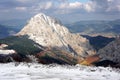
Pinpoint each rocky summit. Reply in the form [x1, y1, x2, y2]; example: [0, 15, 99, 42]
[17, 13, 95, 57]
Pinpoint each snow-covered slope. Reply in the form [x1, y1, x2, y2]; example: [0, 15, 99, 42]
[0, 63, 120, 80]
[18, 13, 94, 57]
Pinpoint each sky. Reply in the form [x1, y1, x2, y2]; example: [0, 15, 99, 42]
[0, 0, 120, 23]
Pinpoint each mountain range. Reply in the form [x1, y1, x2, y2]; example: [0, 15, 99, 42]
[65, 19, 120, 37]
[0, 13, 120, 68]
[1, 19, 120, 38]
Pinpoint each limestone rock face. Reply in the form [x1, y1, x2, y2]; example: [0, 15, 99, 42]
[98, 37, 120, 63]
[18, 13, 94, 57]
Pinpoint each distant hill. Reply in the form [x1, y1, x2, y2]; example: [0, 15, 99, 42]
[65, 19, 120, 36]
[0, 19, 28, 39]
[81, 35, 115, 51]
[0, 24, 19, 39]
[0, 19, 26, 29]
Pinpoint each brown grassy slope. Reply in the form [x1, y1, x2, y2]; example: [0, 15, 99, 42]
[36, 48, 83, 65]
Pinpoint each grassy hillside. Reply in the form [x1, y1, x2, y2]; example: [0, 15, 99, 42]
[0, 35, 42, 56]
[36, 48, 78, 65]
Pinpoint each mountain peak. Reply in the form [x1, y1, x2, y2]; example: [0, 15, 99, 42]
[17, 13, 94, 57]
[31, 13, 61, 26]
[33, 13, 49, 22]
[18, 13, 69, 39]
[35, 13, 46, 17]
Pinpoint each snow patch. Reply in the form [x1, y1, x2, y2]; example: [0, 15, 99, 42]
[0, 49, 16, 55]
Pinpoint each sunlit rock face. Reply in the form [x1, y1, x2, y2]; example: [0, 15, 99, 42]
[18, 13, 94, 57]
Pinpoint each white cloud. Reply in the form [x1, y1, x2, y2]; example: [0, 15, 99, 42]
[69, 2, 82, 9]
[59, 3, 68, 9]
[89, 0, 120, 13]
[0, 0, 120, 22]
[44, 2, 53, 9]
[107, 0, 120, 12]
[15, 7, 27, 11]
[59, 2, 82, 9]
[84, 2, 95, 12]
[33, 1, 53, 11]
[107, 0, 113, 2]
[15, 0, 120, 15]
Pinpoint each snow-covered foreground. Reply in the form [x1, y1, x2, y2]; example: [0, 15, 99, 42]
[0, 63, 120, 80]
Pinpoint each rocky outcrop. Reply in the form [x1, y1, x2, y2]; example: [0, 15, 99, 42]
[98, 36, 120, 64]
[78, 36, 120, 68]
[17, 13, 95, 58]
